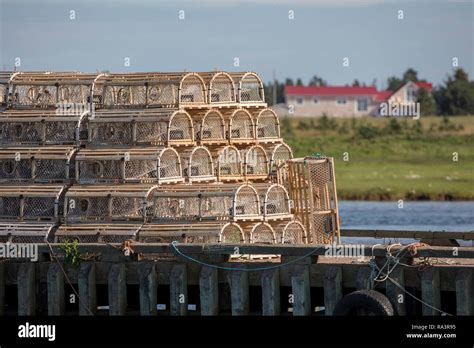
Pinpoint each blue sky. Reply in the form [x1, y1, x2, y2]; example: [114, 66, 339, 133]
[0, 0, 472, 89]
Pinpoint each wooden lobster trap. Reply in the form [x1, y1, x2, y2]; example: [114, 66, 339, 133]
[137, 221, 245, 244]
[264, 142, 293, 183]
[212, 145, 243, 182]
[0, 146, 77, 183]
[241, 144, 270, 181]
[0, 221, 56, 243]
[0, 185, 66, 221]
[287, 157, 340, 244]
[75, 147, 183, 184]
[253, 183, 293, 221]
[54, 223, 140, 243]
[0, 110, 83, 145]
[180, 146, 216, 183]
[63, 184, 158, 222]
[9, 71, 96, 109]
[229, 72, 266, 106]
[271, 220, 307, 244]
[85, 109, 194, 147]
[224, 109, 255, 145]
[190, 109, 227, 145]
[0, 71, 13, 110]
[200, 72, 236, 105]
[253, 108, 281, 143]
[93, 72, 207, 108]
[240, 221, 277, 244]
[151, 183, 262, 222]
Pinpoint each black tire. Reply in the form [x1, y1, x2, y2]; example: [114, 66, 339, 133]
[333, 290, 394, 316]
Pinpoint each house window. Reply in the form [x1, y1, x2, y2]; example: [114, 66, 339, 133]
[313, 98, 319, 104]
[357, 98, 368, 111]
[336, 97, 346, 105]
[296, 98, 303, 105]
[406, 86, 418, 103]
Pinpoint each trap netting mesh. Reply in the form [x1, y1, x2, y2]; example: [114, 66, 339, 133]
[216, 146, 242, 177]
[220, 223, 245, 243]
[78, 161, 122, 181]
[0, 121, 77, 144]
[244, 146, 268, 176]
[0, 197, 21, 217]
[23, 197, 56, 218]
[158, 149, 181, 179]
[256, 110, 279, 139]
[280, 221, 306, 244]
[12, 85, 90, 107]
[210, 74, 235, 103]
[230, 111, 254, 140]
[124, 160, 158, 180]
[168, 113, 193, 142]
[0, 160, 32, 181]
[89, 123, 133, 145]
[250, 223, 276, 244]
[180, 75, 206, 104]
[35, 159, 68, 180]
[183, 147, 214, 179]
[240, 75, 263, 102]
[148, 84, 179, 106]
[199, 111, 225, 141]
[264, 185, 290, 216]
[66, 197, 109, 220]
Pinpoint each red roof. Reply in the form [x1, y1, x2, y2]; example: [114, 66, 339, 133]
[415, 82, 432, 90]
[284, 85, 378, 96]
[374, 91, 392, 102]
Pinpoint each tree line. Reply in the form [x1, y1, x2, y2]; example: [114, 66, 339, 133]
[263, 68, 474, 116]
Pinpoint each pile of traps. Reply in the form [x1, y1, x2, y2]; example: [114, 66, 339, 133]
[0, 70, 340, 245]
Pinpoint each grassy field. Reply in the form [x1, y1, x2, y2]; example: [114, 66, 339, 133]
[281, 115, 474, 200]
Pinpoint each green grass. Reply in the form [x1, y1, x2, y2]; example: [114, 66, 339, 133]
[281, 116, 474, 200]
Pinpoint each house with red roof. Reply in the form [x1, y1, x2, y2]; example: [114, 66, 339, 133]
[283, 81, 432, 117]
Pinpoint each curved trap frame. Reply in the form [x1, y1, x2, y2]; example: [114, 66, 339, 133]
[229, 72, 266, 105]
[0, 221, 56, 243]
[212, 145, 243, 182]
[191, 109, 227, 145]
[200, 72, 236, 105]
[0, 146, 76, 183]
[9, 72, 96, 109]
[0, 110, 84, 145]
[254, 108, 281, 143]
[241, 221, 277, 244]
[0, 185, 66, 221]
[180, 146, 216, 183]
[254, 183, 292, 220]
[76, 147, 183, 184]
[151, 183, 262, 222]
[225, 109, 255, 144]
[241, 144, 270, 181]
[86, 109, 194, 147]
[54, 223, 140, 243]
[0, 71, 13, 110]
[264, 142, 293, 183]
[271, 220, 307, 244]
[64, 184, 158, 222]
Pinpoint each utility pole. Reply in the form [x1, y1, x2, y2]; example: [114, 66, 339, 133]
[272, 69, 277, 106]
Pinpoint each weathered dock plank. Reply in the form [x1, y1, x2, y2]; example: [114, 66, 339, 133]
[17, 263, 35, 316]
[228, 264, 249, 316]
[47, 263, 65, 315]
[261, 268, 280, 316]
[78, 262, 96, 316]
[199, 266, 218, 315]
[139, 263, 157, 316]
[455, 269, 473, 316]
[108, 264, 127, 316]
[291, 265, 311, 316]
[421, 268, 441, 316]
[323, 266, 343, 316]
[170, 264, 187, 316]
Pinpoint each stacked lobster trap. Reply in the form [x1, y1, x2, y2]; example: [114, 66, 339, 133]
[0, 70, 340, 246]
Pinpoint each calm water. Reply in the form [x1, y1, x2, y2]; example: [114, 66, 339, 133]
[339, 201, 474, 245]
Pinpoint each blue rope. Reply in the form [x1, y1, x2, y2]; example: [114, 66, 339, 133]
[170, 241, 325, 272]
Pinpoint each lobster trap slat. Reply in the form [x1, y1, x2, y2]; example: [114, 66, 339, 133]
[180, 146, 216, 183]
[0, 221, 56, 243]
[75, 147, 183, 184]
[224, 109, 255, 144]
[212, 145, 243, 182]
[54, 223, 141, 243]
[253, 108, 281, 143]
[151, 183, 262, 222]
[228, 72, 266, 106]
[241, 144, 270, 181]
[64, 184, 158, 222]
[0, 185, 66, 221]
[0, 110, 82, 145]
[190, 109, 227, 145]
[287, 157, 340, 244]
[86, 109, 194, 147]
[0, 146, 76, 183]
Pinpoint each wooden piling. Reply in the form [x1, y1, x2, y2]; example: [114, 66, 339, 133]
[199, 266, 218, 315]
[261, 268, 280, 316]
[47, 263, 65, 315]
[139, 263, 157, 316]
[421, 268, 441, 316]
[108, 264, 127, 315]
[78, 262, 96, 316]
[0, 262, 4, 316]
[291, 265, 311, 316]
[228, 264, 249, 316]
[170, 264, 187, 316]
[323, 266, 342, 316]
[455, 269, 473, 316]
[356, 267, 372, 290]
[17, 263, 35, 316]
[385, 267, 406, 316]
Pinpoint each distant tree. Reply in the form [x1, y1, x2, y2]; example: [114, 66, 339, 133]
[308, 75, 327, 86]
[402, 68, 419, 83]
[387, 76, 403, 91]
[434, 68, 474, 115]
[352, 79, 360, 87]
[417, 87, 436, 116]
[387, 68, 422, 91]
[296, 78, 304, 86]
[285, 78, 295, 86]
